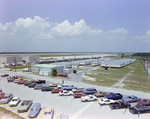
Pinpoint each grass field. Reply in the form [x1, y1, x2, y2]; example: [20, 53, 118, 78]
[0, 107, 25, 119]
[82, 60, 150, 93]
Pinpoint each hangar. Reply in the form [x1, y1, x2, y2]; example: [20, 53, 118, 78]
[31, 64, 64, 75]
[0, 56, 22, 64]
[101, 59, 136, 68]
[50, 62, 72, 68]
[21, 55, 39, 63]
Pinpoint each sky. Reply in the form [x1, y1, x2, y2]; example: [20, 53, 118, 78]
[0, 0, 150, 52]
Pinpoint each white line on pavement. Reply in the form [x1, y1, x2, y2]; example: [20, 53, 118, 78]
[70, 102, 93, 119]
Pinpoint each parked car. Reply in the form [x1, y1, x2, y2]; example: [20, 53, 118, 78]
[0, 92, 5, 99]
[0, 88, 2, 92]
[9, 97, 21, 107]
[104, 93, 123, 100]
[1, 73, 9, 77]
[14, 79, 19, 83]
[28, 103, 41, 118]
[73, 93, 86, 98]
[58, 84, 77, 90]
[24, 81, 32, 86]
[94, 91, 111, 97]
[82, 88, 97, 95]
[60, 115, 69, 119]
[49, 82, 59, 87]
[129, 105, 150, 114]
[109, 101, 131, 109]
[81, 95, 97, 102]
[28, 83, 37, 88]
[59, 90, 73, 96]
[51, 88, 63, 93]
[35, 80, 46, 84]
[41, 107, 54, 119]
[99, 98, 116, 105]
[41, 86, 54, 91]
[7, 78, 15, 82]
[58, 73, 68, 77]
[17, 100, 33, 112]
[0, 93, 13, 104]
[17, 80, 27, 84]
[34, 85, 43, 90]
[122, 95, 141, 103]
[137, 99, 150, 106]
[27, 78, 38, 82]
[72, 87, 85, 93]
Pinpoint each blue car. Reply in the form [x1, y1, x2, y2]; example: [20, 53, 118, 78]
[122, 95, 141, 103]
[104, 93, 123, 100]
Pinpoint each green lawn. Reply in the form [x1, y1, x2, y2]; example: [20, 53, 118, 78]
[82, 60, 150, 92]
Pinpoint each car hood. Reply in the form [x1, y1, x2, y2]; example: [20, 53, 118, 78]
[9, 101, 18, 105]
[18, 105, 28, 111]
[122, 97, 130, 102]
[28, 111, 38, 117]
[42, 115, 52, 119]
[0, 98, 8, 102]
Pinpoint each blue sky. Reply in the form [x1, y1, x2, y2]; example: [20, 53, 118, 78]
[0, 0, 150, 52]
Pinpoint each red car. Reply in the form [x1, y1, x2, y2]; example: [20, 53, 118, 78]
[137, 99, 150, 106]
[51, 88, 64, 93]
[0, 92, 5, 99]
[73, 93, 86, 98]
[1, 73, 9, 77]
[17, 80, 27, 84]
[58, 73, 68, 77]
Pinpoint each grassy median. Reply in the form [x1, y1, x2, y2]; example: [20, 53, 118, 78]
[82, 60, 150, 93]
[0, 107, 25, 119]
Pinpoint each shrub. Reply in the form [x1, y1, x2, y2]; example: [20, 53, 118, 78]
[52, 69, 57, 76]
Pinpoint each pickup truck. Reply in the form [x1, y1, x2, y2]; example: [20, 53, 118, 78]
[104, 93, 123, 100]
[82, 88, 97, 95]
[58, 84, 77, 91]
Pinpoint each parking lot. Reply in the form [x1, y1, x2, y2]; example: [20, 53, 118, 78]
[0, 68, 150, 119]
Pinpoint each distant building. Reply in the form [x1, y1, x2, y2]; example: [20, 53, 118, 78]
[20, 55, 39, 63]
[0, 56, 22, 64]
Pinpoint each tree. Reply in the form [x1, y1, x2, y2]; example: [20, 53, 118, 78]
[52, 69, 57, 76]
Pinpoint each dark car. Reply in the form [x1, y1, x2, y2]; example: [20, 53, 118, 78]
[28, 83, 37, 88]
[137, 99, 150, 106]
[73, 93, 86, 98]
[58, 73, 68, 77]
[129, 105, 150, 114]
[24, 82, 32, 86]
[41, 86, 54, 91]
[122, 95, 141, 103]
[7, 78, 15, 82]
[35, 80, 46, 84]
[104, 93, 123, 100]
[82, 88, 97, 95]
[109, 101, 131, 110]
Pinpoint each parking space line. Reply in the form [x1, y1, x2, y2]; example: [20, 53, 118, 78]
[14, 105, 21, 113]
[40, 109, 45, 119]
[25, 106, 32, 119]
[70, 102, 93, 119]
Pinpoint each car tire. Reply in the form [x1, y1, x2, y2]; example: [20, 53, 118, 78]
[86, 100, 88, 102]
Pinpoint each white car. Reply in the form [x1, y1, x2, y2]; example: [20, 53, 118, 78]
[9, 97, 21, 107]
[14, 79, 19, 83]
[98, 98, 116, 105]
[59, 90, 73, 96]
[81, 95, 97, 102]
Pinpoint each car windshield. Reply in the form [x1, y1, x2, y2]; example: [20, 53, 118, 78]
[31, 108, 37, 111]
[21, 103, 28, 106]
[3, 96, 8, 99]
[44, 111, 51, 115]
[12, 99, 18, 101]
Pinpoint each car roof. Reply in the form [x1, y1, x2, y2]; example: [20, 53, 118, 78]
[12, 97, 19, 99]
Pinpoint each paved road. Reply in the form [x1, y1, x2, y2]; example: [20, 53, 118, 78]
[0, 68, 150, 119]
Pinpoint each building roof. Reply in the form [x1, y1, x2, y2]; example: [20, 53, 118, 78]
[32, 64, 63, 68]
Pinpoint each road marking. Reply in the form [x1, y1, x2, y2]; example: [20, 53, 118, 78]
[25, 106, 32, 118]
[14, 105, 21, 113]
[70, 102, 93, 119]
[40, 109, 45, 119]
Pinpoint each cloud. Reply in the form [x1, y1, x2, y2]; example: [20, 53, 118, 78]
[0, 16, 129, 42]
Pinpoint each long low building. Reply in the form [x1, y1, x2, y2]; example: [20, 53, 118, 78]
[0, 56, 22, 64]
[101, 59, 136, 68]
[31, 64, 64, 75]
